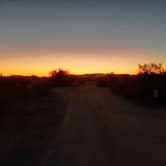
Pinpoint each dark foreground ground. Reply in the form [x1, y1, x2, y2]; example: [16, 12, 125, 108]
[0, 91, 67, 166]
[1, 81, 166, 165]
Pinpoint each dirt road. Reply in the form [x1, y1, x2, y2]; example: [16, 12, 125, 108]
[52, 81, 166, 166]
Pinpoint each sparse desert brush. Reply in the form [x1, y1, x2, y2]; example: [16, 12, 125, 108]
[108, 63, 166, 107]
[0, 76, 53, 111]
[49, 69, 74, 86]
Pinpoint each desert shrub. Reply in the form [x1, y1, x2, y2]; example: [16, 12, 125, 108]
[0, 76, 53, 112]
[108, 71, 166, 107]
[49, 69, 74, 86]
[138, 63, 165, 75]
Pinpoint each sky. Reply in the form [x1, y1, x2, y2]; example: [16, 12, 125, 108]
[0, 0, 166, 75]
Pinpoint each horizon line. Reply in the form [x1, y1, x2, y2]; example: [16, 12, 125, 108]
[0, 72, 137, 77]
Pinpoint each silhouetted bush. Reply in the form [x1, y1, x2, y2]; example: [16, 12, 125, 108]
[138, 63, 165, 75]
[0, 76, 53, 112]
[49, 69, 74, 86]
[108, 72, 166, 107]
[96, 63, 166, 108]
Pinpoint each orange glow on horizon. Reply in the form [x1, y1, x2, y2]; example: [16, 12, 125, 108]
[0, 67, 137, 76]
[0, 64, 137, 76]
[0, 51, 158, 76]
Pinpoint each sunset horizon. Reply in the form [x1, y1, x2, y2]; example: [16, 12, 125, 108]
[0, 57, 146, 77]
[1, 0, 165, 76]
[1, 59, 164, 76]
[1, 1, 166, 165]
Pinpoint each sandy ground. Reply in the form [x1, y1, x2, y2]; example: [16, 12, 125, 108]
[53, 81, 166, 166]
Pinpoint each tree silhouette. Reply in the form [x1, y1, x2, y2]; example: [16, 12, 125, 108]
[49, 69, 73, 86]
[138, 63, 165, 75]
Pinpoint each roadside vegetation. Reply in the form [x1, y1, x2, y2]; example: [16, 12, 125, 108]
[0, 72, 69, 165]
[96, 63, 166, 108]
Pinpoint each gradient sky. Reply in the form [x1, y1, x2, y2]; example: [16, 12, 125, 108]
[0, 0, 166, 75]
